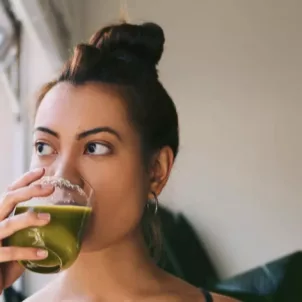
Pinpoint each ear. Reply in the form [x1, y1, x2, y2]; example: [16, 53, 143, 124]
[148, 146, 174, 199]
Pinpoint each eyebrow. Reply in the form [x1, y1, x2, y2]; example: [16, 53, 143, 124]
[34, 126, 122, 141]
[34, 127, 59, 137]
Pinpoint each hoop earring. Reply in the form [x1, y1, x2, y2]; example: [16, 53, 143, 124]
[147, 192, 159, 215]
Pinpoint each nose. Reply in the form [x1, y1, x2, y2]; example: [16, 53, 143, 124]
[46, 155, 84, 188]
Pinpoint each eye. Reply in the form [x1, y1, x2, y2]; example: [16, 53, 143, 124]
[35, 142, 55, 156]
[84, 143, 110, 155]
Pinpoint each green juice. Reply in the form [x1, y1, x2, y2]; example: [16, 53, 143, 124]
[8, 205, 92, 274]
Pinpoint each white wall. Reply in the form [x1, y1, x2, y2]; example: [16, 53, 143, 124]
[0, 87, 15, 191]
[85, 0, 302, 278]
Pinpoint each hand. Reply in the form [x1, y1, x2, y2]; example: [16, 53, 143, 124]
[0, 168, 54, 293]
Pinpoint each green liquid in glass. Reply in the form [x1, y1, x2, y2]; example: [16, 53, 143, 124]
[8, 205, 91, 274]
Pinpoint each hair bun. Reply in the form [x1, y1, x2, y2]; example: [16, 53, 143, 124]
[89, 22, 165, 67]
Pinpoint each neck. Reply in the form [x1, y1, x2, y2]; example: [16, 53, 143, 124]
[59, 229, 164, 300]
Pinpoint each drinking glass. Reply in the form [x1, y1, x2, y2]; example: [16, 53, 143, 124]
[8, 176, 93, 274]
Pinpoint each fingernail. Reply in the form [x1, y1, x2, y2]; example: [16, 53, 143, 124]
[37, 213, 51, 221]
[37, 249, 48, 258]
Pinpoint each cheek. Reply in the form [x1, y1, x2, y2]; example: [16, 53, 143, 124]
[81, 154, 148, 246]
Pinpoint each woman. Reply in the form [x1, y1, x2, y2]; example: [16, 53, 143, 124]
[0, 22, 236, 301]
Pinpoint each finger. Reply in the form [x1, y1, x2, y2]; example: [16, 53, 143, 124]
[2, 261, 24, 290]
[7, 168, 45, 191]
[0, 211, 51, 240]
[0, 184, 54, 221]
[0, 247, 48, 263]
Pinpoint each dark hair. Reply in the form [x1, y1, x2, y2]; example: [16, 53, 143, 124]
[36, 21, 179, 259]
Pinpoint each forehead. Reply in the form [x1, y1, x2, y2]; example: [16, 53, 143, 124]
[35, 82, 129, 131]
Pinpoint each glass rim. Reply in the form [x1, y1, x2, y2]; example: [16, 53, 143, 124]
[32, 175, 94, 205]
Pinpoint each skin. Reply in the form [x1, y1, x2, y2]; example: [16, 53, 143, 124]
[0, 82, 237, 301]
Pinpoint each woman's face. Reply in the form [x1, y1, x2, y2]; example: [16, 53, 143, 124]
[31, 82, 152, 250]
